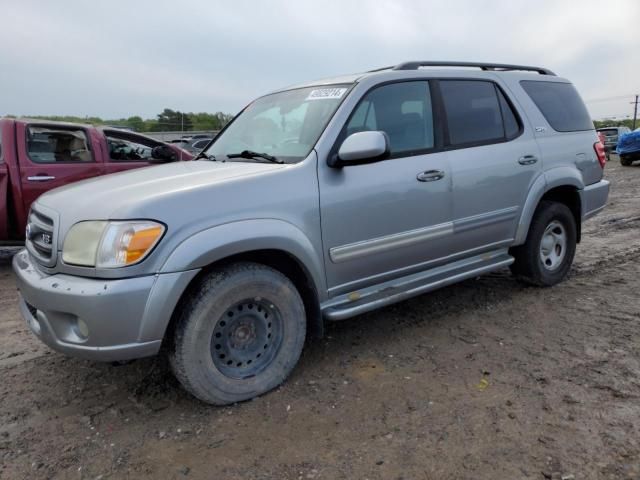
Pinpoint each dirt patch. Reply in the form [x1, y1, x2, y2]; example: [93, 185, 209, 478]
[1, 158, 640, 479]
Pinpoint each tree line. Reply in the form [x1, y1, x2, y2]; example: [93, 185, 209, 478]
[593, 118, 637, 130]
[4, 109, 234, 133]
[5, 109, 634, 132]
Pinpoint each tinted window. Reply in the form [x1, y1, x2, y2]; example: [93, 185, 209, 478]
[440, 80, 506, 145]
[0, 124, 3, 162]
[521, 81, 593, 132]
[192, 139, 211, 149]
[345, 81, 434, 155]
[598, 128, 618, 136]
[27, 126, 93, 163]
[497, 88, 520, 139]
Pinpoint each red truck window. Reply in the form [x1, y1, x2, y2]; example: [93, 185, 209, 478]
[27, 126, 93, 163]
[105, 131, 158, 162]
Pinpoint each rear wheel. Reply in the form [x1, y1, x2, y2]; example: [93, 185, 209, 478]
[510, 201, 577, 286]
[170, 262, 306, 405]
[620, 155, 632, 166]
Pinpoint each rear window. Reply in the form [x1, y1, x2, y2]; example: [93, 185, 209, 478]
[521, 81, 593, 132]
[598, 128, 618, 136]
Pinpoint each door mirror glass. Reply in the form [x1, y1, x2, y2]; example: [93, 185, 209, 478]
[150, 145, 177, 163]
[336, 131, 389, 165]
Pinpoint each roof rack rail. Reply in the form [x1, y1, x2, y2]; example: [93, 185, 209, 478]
[370, 61, 555, 76]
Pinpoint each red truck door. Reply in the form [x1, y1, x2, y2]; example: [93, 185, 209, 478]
[0, 147, 8, 241]
[16, 122, 104, 220]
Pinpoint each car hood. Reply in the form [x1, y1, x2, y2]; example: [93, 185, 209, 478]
[37, 160, 286, 232]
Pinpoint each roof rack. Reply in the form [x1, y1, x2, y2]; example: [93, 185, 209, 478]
[369, 61, 556, 76]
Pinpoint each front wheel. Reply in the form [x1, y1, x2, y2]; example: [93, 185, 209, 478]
[620, 155, 632, 166]
[509, 201, 577, 286]
[170, 262, 307, 405]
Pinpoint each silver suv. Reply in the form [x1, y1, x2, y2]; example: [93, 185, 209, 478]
[14, 61, 610, 404]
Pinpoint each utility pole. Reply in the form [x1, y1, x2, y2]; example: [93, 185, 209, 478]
[632, 95, 639, 130]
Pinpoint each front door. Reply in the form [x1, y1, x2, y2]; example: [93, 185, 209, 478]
[318, 80, 453, 296]
[16, 122, 103, 222]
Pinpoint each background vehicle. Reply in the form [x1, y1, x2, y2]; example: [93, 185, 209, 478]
[182, 137, 213, 154]
[14, 62, 609, 405]
[0, 118, 192, 242]
[616, 129, 640, 166]
[597, 126, 631, 154]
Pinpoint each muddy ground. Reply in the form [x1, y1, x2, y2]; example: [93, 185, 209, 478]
[1, 158, 640, 480]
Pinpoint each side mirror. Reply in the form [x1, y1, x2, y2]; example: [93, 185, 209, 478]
[150, 145, 178, 163]
[331, 131, 389, 167]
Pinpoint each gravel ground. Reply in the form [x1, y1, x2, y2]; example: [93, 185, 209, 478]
[1, 158, 639, 480]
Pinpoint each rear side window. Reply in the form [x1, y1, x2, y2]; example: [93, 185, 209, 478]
[27, 126, 93, 163]
[440, 80, 520, 146]
[344, 81, 435, 156]
[521, 81, 593, 132]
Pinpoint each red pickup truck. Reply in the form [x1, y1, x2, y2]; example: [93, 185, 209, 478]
[0, 118, 192, 243]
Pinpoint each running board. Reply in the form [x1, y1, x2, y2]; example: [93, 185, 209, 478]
[322, 250, 514, 321]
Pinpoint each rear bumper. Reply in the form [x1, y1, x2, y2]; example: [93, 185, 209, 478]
[581, 179, 610, 221]
[13, 249, 199, 362]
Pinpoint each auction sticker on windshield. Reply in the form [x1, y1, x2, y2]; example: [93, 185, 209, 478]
[306, 88, 347, 100]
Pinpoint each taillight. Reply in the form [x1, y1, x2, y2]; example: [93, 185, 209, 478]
[594, 141, 606, 168]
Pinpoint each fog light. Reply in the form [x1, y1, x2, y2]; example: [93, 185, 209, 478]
[75, 319, 89, 339]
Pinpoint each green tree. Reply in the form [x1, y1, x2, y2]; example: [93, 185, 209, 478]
[125, 116, 145, 132]
[151, 108, 193, 132]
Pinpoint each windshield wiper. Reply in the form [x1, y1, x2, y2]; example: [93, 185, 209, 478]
[226, 150, 283, 164]
[195, 152, 217, 161]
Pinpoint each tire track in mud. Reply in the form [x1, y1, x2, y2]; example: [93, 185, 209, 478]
[572, 244, 640, 277]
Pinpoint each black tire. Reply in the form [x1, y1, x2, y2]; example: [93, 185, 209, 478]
[170, 262, 306, 405]
[509, 201, 577, 287]
[620, 155, 632, 166]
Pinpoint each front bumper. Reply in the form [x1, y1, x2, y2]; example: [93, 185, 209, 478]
[13, 249, 199, 362]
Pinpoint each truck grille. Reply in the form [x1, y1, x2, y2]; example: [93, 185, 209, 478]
[25, 207, 57, 267]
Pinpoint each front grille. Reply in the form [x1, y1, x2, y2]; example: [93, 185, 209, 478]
[25, 206, 57, 267]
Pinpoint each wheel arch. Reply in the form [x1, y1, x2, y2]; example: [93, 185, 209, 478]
[515, 170, 584, 245]
[159, 220, 326, 346]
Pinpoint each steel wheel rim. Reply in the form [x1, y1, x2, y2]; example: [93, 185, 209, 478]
[210, 299, 283, 380]
[539, 220, 567, 271]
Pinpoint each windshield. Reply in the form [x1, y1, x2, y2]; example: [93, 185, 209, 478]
[598, 128, 618, 136]
[204, 85, 351, 163]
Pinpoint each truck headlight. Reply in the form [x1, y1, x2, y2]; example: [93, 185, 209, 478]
[62, 221, 165, 268]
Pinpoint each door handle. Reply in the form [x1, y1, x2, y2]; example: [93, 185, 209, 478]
[417, 170, 445, 182]
[27, 175, 56, 182]
[518, 155, 538, 165]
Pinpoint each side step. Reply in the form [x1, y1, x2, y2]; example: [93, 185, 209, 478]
[322, 250, 514, 321]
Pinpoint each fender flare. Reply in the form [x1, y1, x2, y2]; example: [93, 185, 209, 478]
[514, 168, 584, 245]
[160, 219, 326, 299]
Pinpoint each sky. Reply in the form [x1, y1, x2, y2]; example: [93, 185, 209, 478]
[1, 0, 638, 121]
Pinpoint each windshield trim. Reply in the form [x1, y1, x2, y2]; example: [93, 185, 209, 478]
[203, 82, 356, 164]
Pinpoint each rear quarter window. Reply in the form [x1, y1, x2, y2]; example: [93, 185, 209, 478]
[521, 81, 593, 132]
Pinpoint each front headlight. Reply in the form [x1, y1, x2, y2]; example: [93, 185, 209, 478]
[62, 220, 165, 268]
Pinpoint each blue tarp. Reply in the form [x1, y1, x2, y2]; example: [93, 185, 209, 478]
[617, 130, 640, 155]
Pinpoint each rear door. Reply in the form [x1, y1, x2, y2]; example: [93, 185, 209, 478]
[440, 79, 542, 253]
[16, 122, 103, 217]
